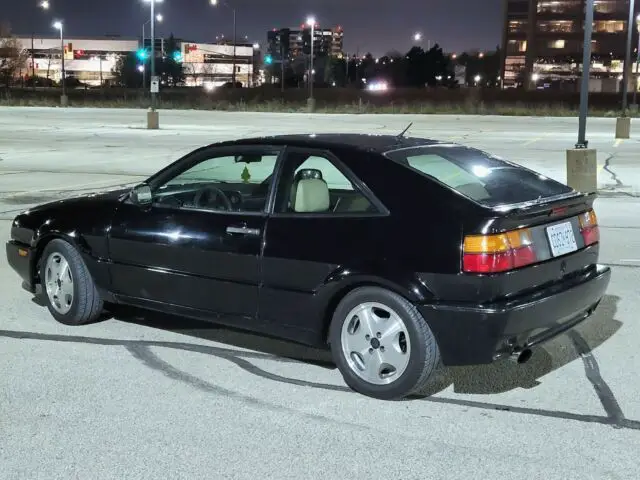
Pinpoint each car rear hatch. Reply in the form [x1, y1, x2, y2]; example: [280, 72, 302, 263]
[383, 143, 602, 303]
[459, 192, 601, 302]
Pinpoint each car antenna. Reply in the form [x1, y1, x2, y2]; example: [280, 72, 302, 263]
[397, 122, 413, 138]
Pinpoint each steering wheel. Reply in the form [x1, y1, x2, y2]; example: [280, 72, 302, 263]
[193, 185, 233, 211]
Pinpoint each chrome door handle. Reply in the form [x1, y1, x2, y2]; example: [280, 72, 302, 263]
[226, 226, 261, 236]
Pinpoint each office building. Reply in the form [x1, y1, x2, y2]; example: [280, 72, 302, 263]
[500, 0, 640, 90]
[266, 25, 344, 62]
[14, 35, 256, 87]
[16, 35, 137, 85]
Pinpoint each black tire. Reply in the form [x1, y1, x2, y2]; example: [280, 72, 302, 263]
[328, 286, 441, 400]
[39, 238, 104, 326]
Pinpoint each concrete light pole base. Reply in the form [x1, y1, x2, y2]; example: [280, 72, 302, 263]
[615, 116, 631, 139]
[60, 95, 68, 107]
[307, 97, 316, 113]
[147, 109, 159, 130]
[566, 148, 598, 193]
[629, 104, 639, 114]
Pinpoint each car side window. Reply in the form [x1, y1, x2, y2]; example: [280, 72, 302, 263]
[152, 151, 279, 213]
[274, 152, 379, 215]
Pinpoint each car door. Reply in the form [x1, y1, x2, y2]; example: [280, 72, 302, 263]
[259, 147, 389, 336]
[107, 144, 284, 323]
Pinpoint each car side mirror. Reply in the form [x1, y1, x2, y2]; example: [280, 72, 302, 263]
[130, 184, 153, 206]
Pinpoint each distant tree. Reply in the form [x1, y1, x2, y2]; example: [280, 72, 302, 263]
[159, 34, 185, 87]
[112, 52, 143, 88]
[0, 22, 28, 88]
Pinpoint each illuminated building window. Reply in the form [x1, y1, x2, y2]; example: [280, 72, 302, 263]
[538, 20, 575, 33]
[508, 20, 527, 33]
[548, 39, 566, 49]
[594, 0, 621, 14]
[508, 39, 527, 53]
[537, 1, 582, 14]
[593, 21, 626, 33]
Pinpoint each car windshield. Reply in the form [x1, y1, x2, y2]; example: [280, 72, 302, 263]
[384, 144, 573, 207]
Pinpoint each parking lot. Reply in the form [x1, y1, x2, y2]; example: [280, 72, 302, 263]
[1, 107, 639, 479]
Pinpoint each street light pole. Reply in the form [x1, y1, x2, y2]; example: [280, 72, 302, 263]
[53, 21, 67, 106]
[211, 1, 238, 88]
[142, 22, 147, 90]
[565, 0, 597, 195]
[144, 0, 161, 129]
[621, 0, 636, 114]
[142, 14, 162, 93]
[306, 16, 315, 110]
[232, 7, 237, 87]
[150, 0, 156, 109]
[576, 0, 594, 148]
[633, 14, 640, 110]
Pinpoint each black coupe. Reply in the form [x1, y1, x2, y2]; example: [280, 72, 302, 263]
[6, 133, 611, 400]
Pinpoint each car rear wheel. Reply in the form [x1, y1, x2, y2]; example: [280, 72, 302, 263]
[328, 286, 441, 400]
[40, 238, 104, 326]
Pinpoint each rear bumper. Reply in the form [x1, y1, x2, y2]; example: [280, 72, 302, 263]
[417, 264, 612, 366]
[6, 240, 35, 292]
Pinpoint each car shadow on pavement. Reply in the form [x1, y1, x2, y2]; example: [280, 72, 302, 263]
[413, 294, 622, 397]
[105, 294, 622, 399]
[20, 292, 636, 429]
[104, 303, 337, 369]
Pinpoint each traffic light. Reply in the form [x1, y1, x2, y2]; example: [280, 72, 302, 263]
[136, 48, 148, 61]
[172, 50, 183, 63]
[264, 54, 273, 65]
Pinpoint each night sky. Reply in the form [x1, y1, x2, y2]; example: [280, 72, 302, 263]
[6, 0, 503, 56]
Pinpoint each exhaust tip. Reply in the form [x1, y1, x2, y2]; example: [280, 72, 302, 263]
[509, 348, 533, 364]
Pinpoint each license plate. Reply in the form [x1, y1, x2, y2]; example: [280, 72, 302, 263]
[546, 221, 578, 257]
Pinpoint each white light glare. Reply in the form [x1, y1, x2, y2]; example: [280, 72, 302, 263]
[472, 165, 491, 178]
[367, 81, 388, 91]
[53, 21, 62, 30]
[306, 16, 316, 26]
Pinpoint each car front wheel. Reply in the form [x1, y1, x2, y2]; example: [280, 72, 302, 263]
[40, 238, 104, 326]
[328, 286, 441, 400]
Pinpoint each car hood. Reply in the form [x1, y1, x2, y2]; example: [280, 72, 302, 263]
[14, 187, 132, 231]
[23, 187, 131, 214]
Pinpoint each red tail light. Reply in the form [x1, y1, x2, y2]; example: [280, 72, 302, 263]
[463, 228, 537, 274]
[578, 209, 599, 246]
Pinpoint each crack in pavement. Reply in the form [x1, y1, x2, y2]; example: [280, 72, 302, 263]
[567, 330, 626, 428]
[602, 153, 623, 187]
[2, 329, 639, 431]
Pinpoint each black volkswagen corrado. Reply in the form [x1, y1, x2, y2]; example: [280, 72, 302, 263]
[6, 133, 611, 399]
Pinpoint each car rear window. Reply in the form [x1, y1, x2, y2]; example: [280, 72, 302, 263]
[384, 144, 573, 207]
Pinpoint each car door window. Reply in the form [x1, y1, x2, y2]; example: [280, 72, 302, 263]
[273, 152, 380, 215]
[152, 151, 279, 213]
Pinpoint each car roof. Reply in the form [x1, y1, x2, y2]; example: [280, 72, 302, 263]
[217, 133, 449, 154]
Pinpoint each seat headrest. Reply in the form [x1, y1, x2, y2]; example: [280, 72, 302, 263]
[292, 178, 330, 213]
[294, 168, 323, 181]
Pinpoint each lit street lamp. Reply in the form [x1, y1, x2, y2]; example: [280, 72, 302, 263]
[40, 0, 49, 9]
[306, 15, 316, 110]
[211, 0, 237, 88]
[414, 32, 422, 42]
[52, 20, 67, 106]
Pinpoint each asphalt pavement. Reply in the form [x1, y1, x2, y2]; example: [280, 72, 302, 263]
[0, 107, 639, 480]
